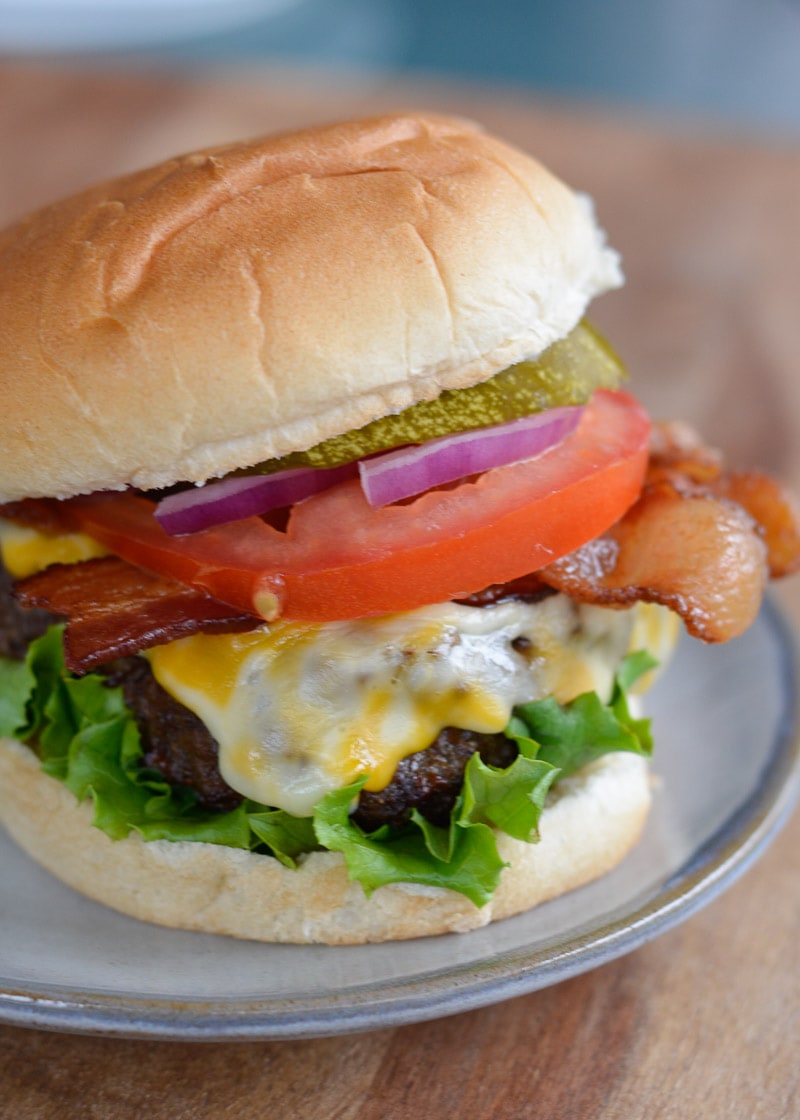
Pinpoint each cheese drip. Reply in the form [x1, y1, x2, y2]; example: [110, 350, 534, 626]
[147, 596, 644, 817]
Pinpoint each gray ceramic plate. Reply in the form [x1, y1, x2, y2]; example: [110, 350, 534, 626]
[1, 600, 799, 1040]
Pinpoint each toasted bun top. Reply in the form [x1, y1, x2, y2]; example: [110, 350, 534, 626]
[0, 112, 621, 502]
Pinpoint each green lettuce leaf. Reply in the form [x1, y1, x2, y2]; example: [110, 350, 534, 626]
[313, 779, 506, 907]
[247, 808, 318, 868]
[459, 749, 558, 842]
[0, 622, 63, 739]
[506, 650, 657, 778]
[0, 655, 34, 738]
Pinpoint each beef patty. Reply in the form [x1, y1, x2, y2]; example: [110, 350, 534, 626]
[0, 562, 59, 659]
[102, 657, 518, 828]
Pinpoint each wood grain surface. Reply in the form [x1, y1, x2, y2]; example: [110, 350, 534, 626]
[0, 61, 798, 1120]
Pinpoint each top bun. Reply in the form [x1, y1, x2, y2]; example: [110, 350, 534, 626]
[0, 113, 621, 502]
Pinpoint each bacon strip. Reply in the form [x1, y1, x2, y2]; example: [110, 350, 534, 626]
[14, 556, 260, 674]
[539, 422, 800, 642]
[642, 420, 800, 578]
[711, 471, 800, 580]
[541, 483, 768, 642]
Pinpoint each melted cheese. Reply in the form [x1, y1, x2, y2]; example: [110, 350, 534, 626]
[147, 596, 647, 817]
[0, 519, 107, 579]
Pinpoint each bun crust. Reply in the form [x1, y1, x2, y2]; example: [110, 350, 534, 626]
[0, 737, 649, 944]
[0, 113, 620, 502]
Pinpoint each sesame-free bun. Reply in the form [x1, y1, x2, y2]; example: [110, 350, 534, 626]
[0, 736, 649, 944]
[0, 113, 620, 503]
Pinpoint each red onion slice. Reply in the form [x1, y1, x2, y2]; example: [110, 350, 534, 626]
[156, 405, 584, 534]
[155, 462, 358, 536]
[358, 405, 584, 507]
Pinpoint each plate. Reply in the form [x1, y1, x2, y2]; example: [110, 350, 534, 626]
[1, 600, 798, 1040]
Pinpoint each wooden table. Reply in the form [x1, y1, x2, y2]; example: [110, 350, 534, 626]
[1, 61, 798, 1119]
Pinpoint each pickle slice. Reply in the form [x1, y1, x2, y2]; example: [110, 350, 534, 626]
[251, 320, 624, 474]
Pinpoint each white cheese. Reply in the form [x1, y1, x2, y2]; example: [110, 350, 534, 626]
[146, 595, 641, 817]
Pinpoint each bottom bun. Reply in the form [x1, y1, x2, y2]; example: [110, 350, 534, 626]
[0, 737, 651, 943]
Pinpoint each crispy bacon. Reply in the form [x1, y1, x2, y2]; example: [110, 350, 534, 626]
[714, 472, 800, 580]
[455, 573, 554, 608]
[645, 419, 725, 487]
[14, 556, 260, 674]
[539, 422, 800, 642]
[641, 421, 800, 578]
[541, 482, 768, 642]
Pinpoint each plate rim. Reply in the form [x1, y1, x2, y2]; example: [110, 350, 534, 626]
[2, 597, 799, 1040]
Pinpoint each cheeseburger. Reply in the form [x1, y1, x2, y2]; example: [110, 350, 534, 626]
[0, 113, 797, 944]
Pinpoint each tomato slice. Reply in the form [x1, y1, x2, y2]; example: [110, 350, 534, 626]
[65, 389, 650, 622]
